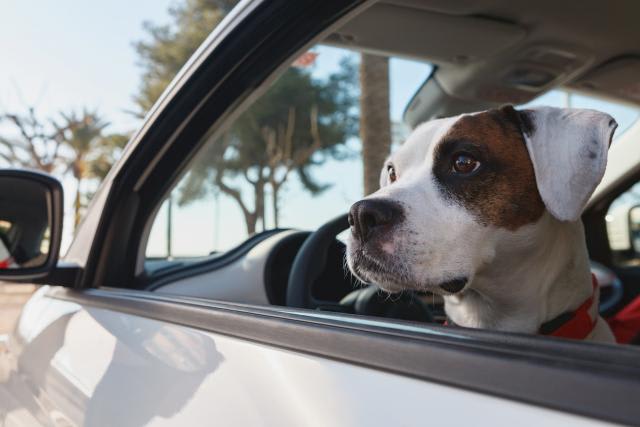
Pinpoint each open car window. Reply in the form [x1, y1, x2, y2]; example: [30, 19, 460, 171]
[144, 45, 432, 265]
[143, 43, 640, 272]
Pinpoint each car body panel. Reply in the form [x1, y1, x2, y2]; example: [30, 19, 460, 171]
[0, 288, 612, 427]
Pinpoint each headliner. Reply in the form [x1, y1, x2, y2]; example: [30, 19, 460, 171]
[326, 0, 640, 108]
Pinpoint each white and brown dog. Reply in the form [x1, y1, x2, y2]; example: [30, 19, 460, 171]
[346, 106, 618, 342]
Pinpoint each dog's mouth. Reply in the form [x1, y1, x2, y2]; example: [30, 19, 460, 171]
[348, 246, 469, 295]
[347, 248, 409, 289]
[437, 277, 468, 294]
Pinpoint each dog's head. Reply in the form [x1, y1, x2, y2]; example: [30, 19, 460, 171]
[346, 106, 618, 295]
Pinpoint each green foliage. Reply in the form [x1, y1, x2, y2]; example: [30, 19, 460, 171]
[56, 110, 127, 226]
[234, 59, 358, 176]
[2, 0, 365, 237]
[133, 0, 236, 114]
[0, 108, 67, 173]
[135, 0, 357, 233]
[89, 133, 130, 181]
[176, 59, 358, 231]
[180, 59, 357, 199]
[58, 110, 108, 173]
[0, 107, 126, 184]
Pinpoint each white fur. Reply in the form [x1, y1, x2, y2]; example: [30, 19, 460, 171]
[346, 107, 617, 343]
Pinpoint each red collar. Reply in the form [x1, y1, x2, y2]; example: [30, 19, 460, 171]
[444, 274, 599, 340]
[538, 274, 599, 340]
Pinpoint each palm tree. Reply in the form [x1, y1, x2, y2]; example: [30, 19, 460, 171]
[360, 53, 392, 195]
[58, 110, 108, 227]
[0, 107, 67, 173]
[89, 133, 130, 181]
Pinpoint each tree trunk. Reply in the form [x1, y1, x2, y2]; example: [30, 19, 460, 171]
[245, 213, 257, 235]
[360, 54, 391, 196]
[213, 167, 260, 236]
[272, 183, 280, 228]
[254, 178, 265, 233]
[74, 177, 82, 229]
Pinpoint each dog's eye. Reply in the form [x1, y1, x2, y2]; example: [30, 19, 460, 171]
[452, 154, 480, 174]
[387, 165, 397, 183]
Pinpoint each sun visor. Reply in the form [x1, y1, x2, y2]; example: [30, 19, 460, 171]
[325, 3, 526, 64]
[572, 57, 640, 104]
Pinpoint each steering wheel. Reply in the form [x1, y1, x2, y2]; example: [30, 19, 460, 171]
[286, 214, 434, 323]
[591, 261, 625, 315]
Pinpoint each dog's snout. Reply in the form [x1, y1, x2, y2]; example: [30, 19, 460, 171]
[349, 199, 403, 242]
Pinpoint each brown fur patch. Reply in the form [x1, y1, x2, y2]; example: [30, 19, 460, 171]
[432, 106, 545, 230]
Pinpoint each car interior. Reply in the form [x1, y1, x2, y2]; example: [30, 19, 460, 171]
[139, 0, 640, 341]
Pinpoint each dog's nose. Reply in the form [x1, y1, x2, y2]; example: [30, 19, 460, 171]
[349, 199, 403, 242]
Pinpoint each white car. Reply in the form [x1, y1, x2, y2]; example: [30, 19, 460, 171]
[1, 1, 640, 426]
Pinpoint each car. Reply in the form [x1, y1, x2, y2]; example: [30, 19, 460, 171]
[1, 0, 640, 425]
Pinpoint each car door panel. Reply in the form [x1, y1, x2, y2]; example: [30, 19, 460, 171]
[0, 287, 630, 426]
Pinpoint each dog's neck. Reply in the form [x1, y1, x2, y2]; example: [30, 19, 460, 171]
[444, 213, 596, 333]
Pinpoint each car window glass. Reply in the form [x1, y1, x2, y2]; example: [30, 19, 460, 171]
[145, 45, 432, 260]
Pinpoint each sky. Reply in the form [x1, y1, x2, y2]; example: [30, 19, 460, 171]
[0, 0, 173, 250]
[1, 2, 639, 259]
[0, 0, 172, 133]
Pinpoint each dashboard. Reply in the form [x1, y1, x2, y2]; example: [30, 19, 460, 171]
[148, 228, 624, 321]
[149, 229, 354, 307]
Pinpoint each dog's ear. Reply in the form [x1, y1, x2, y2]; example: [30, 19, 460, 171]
[513, 106, 618, 222]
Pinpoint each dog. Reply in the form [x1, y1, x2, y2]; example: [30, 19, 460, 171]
[346, 105, 617, 343]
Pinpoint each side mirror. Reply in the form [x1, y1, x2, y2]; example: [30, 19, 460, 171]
[0, 169, 63, 281]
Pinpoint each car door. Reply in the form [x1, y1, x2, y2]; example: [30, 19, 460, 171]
[1, 0, 640, 426]
[6, 283, 640, 427]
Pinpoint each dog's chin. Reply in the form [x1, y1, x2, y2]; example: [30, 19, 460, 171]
[347, 247, 469, 296]
[361, 272, 469, 296]
[347, 246, 409, 290]
[347, 240, 469, 296]
[374, 275, 469, 296]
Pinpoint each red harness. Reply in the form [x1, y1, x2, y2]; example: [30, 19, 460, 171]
[538, 274, 598, 340]
[445, 274, 599, 340]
